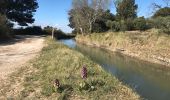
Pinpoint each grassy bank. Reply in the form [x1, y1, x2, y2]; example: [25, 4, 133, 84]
[76, 29, 170, 67]
[0, 37, 140, 100]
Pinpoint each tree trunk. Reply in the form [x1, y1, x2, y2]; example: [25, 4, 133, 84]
[89, 23, 92, 33]
[89, 22, 92, 34]
[52, 28, 55, 39]
[80, 27, 83, 35]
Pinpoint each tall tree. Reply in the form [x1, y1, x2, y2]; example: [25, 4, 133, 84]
[153, 7, 170, 18]
[0, 0, 38, 26]
[93, 10, 115, 32]
[69, 0, 110, 34]
[116, 0, 138, 20]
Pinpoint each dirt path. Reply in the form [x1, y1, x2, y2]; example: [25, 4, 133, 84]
[0, 35, 44, 81]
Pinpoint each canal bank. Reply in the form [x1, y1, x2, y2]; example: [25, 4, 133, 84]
[76, 30, 170, 67]
[61, 39, 170, 100]
[0, 37, 140, 100]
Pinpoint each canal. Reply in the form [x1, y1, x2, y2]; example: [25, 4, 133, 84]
[60, 39, 170, 100]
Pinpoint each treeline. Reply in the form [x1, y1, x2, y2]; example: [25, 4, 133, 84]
[68, 0, 170, 35]
[0, 0, 74, 40]
[14, 26, 75, 39]
[43, 26, 75, 39]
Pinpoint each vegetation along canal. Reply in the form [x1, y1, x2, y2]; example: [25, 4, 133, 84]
[60, 39, 170, 100]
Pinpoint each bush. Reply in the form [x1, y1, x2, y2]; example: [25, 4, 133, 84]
[119, 20, 127, 31]
[125, 18, 135, 31]
[106, 20, 121, 32]
[43, 26, 75, 39]
[106, 20, 114, 31]
[112, 21, 121, 31]
[134, 17, 148, 31]
[150, 16, 170, 34]
[14, 26, 45, 35]
[0, 14, 12, 40]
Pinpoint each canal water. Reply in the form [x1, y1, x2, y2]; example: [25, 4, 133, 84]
[60, 39, 170, 100]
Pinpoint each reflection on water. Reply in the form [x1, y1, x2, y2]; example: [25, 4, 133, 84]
[60, 39, 170, 100]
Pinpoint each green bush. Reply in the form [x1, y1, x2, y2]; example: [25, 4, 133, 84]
[43, 26, 75, 39]
[150, 16, 170, 34]
[119, 20, 127, 32]
[0, 14, 12, 40]
[106, 20, 121, 32]
[134, 17, 148, 31]
[112, 21, 121, 31]
[125, 18, 135, 31]
[14, 26, 45, 35]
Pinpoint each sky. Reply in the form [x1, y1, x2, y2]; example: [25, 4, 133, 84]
[34, 0, 166, 33]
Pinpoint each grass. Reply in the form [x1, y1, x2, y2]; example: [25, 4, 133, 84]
[0, 37, 140, 100]
[76, 29, 170, 66]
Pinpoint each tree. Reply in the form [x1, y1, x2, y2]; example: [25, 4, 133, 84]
[93, 10, 115, 32]
[116, 0, 138, 20]
[134, 17, 148, 31]
[0, 14, 11, 39]
[68, 0, 110, 35]
[153, 7, 170, 18]
[0, 0, 38, 26]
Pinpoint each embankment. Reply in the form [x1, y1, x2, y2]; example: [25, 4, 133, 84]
[76, 29, 170, 67]
[0, 37, 140, 99]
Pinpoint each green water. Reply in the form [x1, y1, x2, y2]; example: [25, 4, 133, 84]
[61, 39, 170, 100]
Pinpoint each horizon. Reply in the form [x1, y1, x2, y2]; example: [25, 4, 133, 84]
[34, 0, 166, 33]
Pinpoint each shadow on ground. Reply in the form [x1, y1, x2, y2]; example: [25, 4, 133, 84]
[0, 35, 46, 46]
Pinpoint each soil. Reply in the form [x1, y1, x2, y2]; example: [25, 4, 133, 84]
[0, 35, 44, 81]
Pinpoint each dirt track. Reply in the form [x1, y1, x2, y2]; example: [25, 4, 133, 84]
[0, 35, 44, 81]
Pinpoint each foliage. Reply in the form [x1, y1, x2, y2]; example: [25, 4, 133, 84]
[153, 7, 170, 18]
[116, 0, 138, 20]
[0, 0, 38, 26]
[134, 17, 149, 31]
[106, 20, 115, 31]
[93, 10, 115, 33]
[68, 0, 110, 35]
[150, 16, 170, 34]
[43, 26, 75, 39]
[14, 26, 45, 35]
[0, 14, 12, 40]
[125, 18, 135, 31]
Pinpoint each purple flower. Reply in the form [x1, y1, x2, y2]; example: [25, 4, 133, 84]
[54, 79, 60, 88]
[81, 65, 87, 79]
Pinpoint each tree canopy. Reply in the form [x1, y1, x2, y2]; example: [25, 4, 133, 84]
[0, 0, 38, 26]
[153, 7, 170, 18]
[68, 0, 111, 35]
[116, 0, 138, 20]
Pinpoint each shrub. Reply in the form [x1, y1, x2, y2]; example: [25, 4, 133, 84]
[106, 20, 121, 32]
[150, 16, 170, 34]
[119, 20, 127, 32]
[134, 17, 148, 31]
[43, 26, 75, 39]
[0, 14, 12, 40]
[112, 21, 121, 32]
[125, 18, 135, 31]
[14, 26, 45, 35]
[106, 20, 114, 31]
[159, 17, 170, 34]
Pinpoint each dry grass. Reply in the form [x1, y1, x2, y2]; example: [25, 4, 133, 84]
[76, 29, 170, 67]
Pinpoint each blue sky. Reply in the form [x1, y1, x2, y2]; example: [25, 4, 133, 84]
[34, 0, 166, 33]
